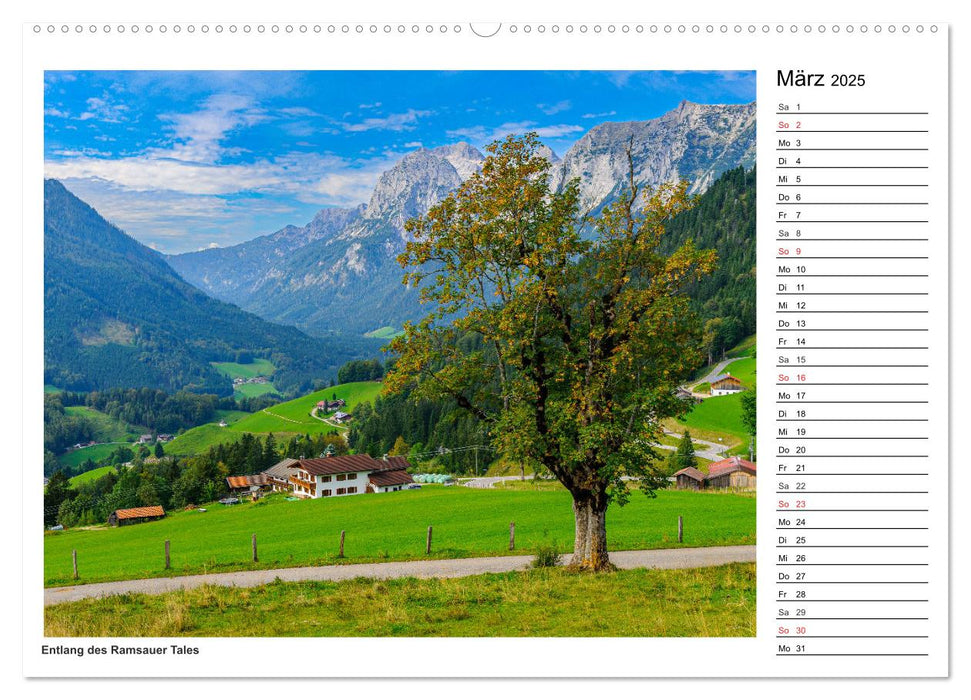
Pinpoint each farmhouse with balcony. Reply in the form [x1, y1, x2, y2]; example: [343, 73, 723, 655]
[709, 374, 745, 396]
[288, 454, 413, 498]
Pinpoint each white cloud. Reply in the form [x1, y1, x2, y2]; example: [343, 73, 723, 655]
[342, 109, 432, 133]
[581, 110, 617, 119]
[537, 100, 571, 115]
[153, 93, 267, 163]
[78, 96, 129, 123]
[358, 102, 382, 109]
[447, 121, 584, 143]
[403, 141, 423, 148]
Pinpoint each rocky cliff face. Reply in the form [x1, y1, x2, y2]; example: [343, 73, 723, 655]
[167, 101, 756, 336]
[551, 101, 756, 214]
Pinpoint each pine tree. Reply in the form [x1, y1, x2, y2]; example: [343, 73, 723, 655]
[675, 431, 698, 471]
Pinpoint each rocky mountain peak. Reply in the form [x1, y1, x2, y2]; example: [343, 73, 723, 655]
[363, 148, 464, 231]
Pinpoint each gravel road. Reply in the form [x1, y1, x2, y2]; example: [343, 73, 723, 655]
[44, 545, 755, 606]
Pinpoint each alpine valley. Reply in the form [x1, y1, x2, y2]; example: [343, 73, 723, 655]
[45, 100, 755, 395]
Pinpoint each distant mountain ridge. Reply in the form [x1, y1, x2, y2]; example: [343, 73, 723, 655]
[44, 180, 379, 395]
[167, 100, 756, 336]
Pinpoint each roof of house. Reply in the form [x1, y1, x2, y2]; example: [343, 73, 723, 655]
[226, 474, 272, 489]
[710, 374, 741, 384]
[706, 456, 757, 478]
[382, 455, 412, 471]
[263, 457, 300, 479]
[113, 505, 165, 520]
[673, 467, 706, 481]
[299, 454, 380, 476]
[369, 469, 415, 487]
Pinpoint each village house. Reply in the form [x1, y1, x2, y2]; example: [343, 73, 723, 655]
[316, 398, 347, 412]
[709, 374, 745, 396]
[225, 473, 274, 499]
[673, 466, 706, 490]
[136, 434, 154, 444]
[262, 457, 301, 492]
[705, 456, 757, 489]
[288, 454, 413, 498]
[108, 505, 166, 526]
[673, 457, 757, 491]
[331, 411, 352, 424]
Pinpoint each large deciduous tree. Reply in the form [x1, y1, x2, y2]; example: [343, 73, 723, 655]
[386, 134, 716, 571]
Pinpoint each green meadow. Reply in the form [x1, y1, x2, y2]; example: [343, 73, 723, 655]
[164, 381, 383, 455]
[67, 465, 117, 487]
[43, 487, 755, 587]
[211, 358, 276, 379]
[57, 443, 129, 471]
[45, 562, 756, 638]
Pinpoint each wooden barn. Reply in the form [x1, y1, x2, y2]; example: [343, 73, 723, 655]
[108, 505, 166, 527]
[673, 467, 706, 490]
[704, 456, 757, 490]
[226, 473, 273, 498]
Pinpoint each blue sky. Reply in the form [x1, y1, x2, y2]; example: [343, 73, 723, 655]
[44, 70, 755, 254]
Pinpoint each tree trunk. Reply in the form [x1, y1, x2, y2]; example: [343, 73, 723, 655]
[570, 495, 611, 571]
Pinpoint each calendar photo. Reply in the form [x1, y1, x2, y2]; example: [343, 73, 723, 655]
[40, 69, 758, 638]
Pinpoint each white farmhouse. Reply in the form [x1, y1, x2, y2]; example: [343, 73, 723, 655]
[287, 454, 413, 498]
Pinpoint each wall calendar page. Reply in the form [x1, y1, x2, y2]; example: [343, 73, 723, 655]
[15, 3, 957, 688]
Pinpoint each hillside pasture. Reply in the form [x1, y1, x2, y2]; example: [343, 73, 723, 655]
[64, 406, 144, 444]
[57, 443, 129, 471]
[211, 358, 276, 379]
[43, 487, 755, 587]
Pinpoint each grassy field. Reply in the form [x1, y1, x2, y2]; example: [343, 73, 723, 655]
[723, 357, 756, 388]
[68, 465, 117, 487]
[64, 406, 144, 444]
[364, 326, 403, 339]
[210, 358, 276, 379]
[232, 383, 280, 399]
[57, 443, 129, 471]
[44, 562, 756, 637]
[164, 382, 381, 455]
[211, 359, 279, 398]
[44, 384, 62, 393]
[43, 487, 755, 587]
[667, 393, 748, 443]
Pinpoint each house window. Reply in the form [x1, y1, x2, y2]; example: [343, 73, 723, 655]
[322, 489, 332, 497]
[337, 488, 346, 495]
[336, 474, 346, 481]
[322, 475, 331, 483]
[347, 487, 357, 494]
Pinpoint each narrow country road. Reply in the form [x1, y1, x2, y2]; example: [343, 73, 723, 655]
[43, 545, 755, 606]
[657, 431, 730, 461]
[464, 474, 534, 488]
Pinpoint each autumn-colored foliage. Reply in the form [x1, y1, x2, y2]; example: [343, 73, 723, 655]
[387, 134, 716, 570]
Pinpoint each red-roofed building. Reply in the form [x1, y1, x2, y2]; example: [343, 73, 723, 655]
[288, 454, 414, 498]
[108, 505, 166, 527]
[704, 456, 757, 490]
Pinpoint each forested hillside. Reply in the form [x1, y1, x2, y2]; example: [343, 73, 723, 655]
[44, 180, 380, 396]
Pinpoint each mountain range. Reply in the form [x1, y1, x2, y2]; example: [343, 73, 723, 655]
[168, 100, 756, 336]
[44, 179, 380, 396]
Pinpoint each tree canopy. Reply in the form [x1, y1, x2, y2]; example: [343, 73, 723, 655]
[386, 134, 716, 570]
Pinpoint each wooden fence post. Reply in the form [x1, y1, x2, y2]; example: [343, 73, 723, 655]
[72, 549, 78, 580]
[164, 540, 171, 570]
[509, 522, 516, 551]
[426, 525, 433, 554]
[678, 516, 683, 543]
[252, 533, 258, 562]
[339, 530, 345, 558]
